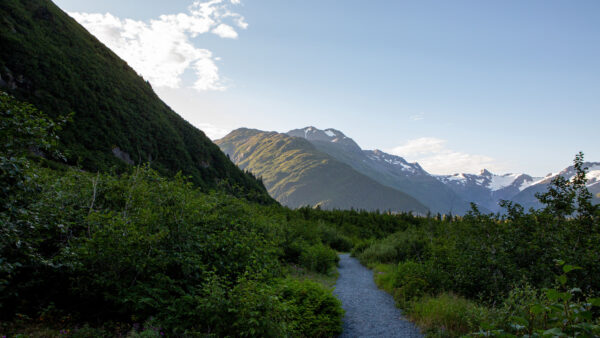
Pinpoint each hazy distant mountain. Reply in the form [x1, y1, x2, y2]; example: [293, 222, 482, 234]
[287, 127, 473, 214]
[511, 162, 600, 210]
[216, 128, 428, 213]
[438, 163, 600, 212]
[437, 170, 542, 212]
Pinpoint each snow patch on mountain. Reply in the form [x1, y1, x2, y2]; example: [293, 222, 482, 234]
[487, 173, 521, 191]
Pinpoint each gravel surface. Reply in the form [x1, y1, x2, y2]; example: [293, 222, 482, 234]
[333, 254, 423, 338]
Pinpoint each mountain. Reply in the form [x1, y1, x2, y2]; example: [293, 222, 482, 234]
[436, 169, 541, 212]
[437, 163, 600, 212]
[216, 128, 429, 213]
[511, 162, 600, 210]
[287, 127, 473, 214]
[0, 0, 271, 202]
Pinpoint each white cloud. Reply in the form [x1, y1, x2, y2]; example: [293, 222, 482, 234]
[389, 137, 503, 175]
[197, 123, 231, 140]
[69, 0, 248, 91]
[212, 23, 238, 39]
[409, 113, 425, 121]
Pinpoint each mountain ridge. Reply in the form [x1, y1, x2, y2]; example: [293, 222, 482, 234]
[286, 126, 474, 214]
[216, 128, 429, 213]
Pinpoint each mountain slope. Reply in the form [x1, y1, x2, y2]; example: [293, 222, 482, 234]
[512, 162, 600, 210]
[216, 128, 428, 213]
[287, 127, 473, 214]
[436, 170, 541, 212]
[0, 0, 270, 202]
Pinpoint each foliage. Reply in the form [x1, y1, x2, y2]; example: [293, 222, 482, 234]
[278, 278, 344, 337]
[473, 261, 600, 337]
[299, 243, 339, 274]
[410, 293, 492, 336]
[0, 95, 344, 336]
[356, 153, 600, 337]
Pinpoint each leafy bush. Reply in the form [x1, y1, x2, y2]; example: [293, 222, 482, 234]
[393, 261, 430, 303]
[473, 261, 600, 337]
[318, 224, 353, 252]
[358, 228, 430, 266]
[299, 243, 339, 274]
[278, 278, 344, 337]
[410, 293, 491, 336]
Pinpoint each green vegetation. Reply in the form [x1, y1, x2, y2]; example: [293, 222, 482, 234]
[0, 93, 343, 336]
[2, 90, 599, 336]
[216, 128, 428, 213]
[355, 153, 600, 337]
[0, 0, 271, 203]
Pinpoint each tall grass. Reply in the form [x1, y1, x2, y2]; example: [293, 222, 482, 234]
[408, 293, 491, 337]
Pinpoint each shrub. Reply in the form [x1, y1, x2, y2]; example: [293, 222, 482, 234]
[393, 261, 430, 303]
[299, 243, 339, 274]
[409, 293, 491, 336]
[358, 229, 430, 266]
[278, 278, 344, 337]
[318, 224, 353, 252]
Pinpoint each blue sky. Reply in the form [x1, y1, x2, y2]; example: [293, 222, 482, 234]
[54, 0, 600, 176]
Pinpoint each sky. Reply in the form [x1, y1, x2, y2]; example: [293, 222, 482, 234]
[54, 0, 600, 176]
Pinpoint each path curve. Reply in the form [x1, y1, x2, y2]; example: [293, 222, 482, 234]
[333, 254, 423, 338]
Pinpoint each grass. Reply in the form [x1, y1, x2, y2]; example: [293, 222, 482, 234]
[371, 263, 397, 293]
[409, 293, 492, 337]
[286, 263, 340, 289]
[368, 263, 492, 337]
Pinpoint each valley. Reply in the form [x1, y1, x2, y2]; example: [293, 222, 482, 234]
[1, 0, 599, 337]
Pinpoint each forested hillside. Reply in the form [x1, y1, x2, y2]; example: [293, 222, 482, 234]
[217, 128, 429, 213]
[2, 93, 599, 336]
[0, 92, 346, 336]
[0, 0, 271, 202]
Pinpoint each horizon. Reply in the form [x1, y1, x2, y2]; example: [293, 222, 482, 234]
[54, 0, 600, 176]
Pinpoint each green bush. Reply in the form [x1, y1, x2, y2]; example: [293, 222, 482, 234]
[278, 278, 344, 337]
[318, 224, 353, 252]
[393, 261, 430, 303]
[299, 243, 339, 274]
[358, 228, 431, 266]
[409, 293, 491, 336]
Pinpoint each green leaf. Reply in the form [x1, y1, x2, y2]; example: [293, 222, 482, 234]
[557, 274, 567, 285]
[543, 328, 565, 336]
[562, 264, 582, 273]
[589, 298, 600, 307]
[510, 315, 529, 327]
[530, 304, 546, 315]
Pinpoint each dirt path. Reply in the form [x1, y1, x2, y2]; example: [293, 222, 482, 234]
[333, 254, 423, 337]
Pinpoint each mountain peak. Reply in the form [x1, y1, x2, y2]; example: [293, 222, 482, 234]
[286, 126, 360, 149]
[480, 169, 492, 176]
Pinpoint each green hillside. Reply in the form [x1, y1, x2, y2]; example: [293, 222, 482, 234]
[0, 0, 271, 202]
[217, 128, 428, 213]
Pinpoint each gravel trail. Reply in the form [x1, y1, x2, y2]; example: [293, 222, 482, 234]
[333, 254, 423, 338]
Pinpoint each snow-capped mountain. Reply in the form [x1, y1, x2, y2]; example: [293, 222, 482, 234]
[253, 126, 599, 214]
[437, 163, 600, 212]
[437, 170, 542, 212]
[511, 163, 600, 210]
[287, 127, 474, 214]
[287, 127, 362, 153]
[365, 149, 427, 175]
[527, 163, 600, 187]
